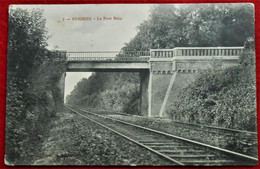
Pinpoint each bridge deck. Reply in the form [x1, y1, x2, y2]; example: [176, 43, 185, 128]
[65, 47, 244, 71]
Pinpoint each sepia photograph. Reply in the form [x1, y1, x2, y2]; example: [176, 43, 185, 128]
[5, 3, 258, 166]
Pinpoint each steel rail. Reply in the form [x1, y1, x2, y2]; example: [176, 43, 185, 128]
[66, 105, 184, 165]
[170, 120, 257, 135]
[68, 105, 258, 165]
[78, 107, 257, 136]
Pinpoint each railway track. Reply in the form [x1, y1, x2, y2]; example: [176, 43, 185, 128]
[74, 107, 257, 137]
[66, 105, 258, 166]
[81, 107, 258, 157]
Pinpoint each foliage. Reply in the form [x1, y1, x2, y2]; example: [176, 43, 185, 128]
[167, 50, 256, 131]
[5, 8, 65, 164]
[66, 72, 140, 114]
[8, 7, 48, 79]
[122, 4, 254, 50]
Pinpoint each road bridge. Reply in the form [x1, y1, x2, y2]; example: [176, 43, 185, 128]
[66, 51, 150, 72]
[63, 47, 244, 117]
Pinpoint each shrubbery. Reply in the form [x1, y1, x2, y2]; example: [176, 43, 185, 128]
[167, 50, 256, 131]
[5, 8, 65, 164]
[66, 72, 141, 114]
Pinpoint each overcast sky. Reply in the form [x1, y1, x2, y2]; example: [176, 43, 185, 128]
[16, 4, 152, 98]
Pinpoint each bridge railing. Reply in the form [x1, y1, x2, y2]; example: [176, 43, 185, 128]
[67, 56, 150, 62]
[150, 47, 244, 58]
[173, 47, 244, 57]
[66, 47, 244, 60]
[66, 51, 150, 62]
[150, 49, 175, 58]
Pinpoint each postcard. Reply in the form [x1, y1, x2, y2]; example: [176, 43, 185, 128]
[5, 3, 258, 166]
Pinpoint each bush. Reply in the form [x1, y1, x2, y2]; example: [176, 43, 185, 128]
[5, 8, 66, 164]
[66, 72, 141, 114]
[167, 50, 256, 131]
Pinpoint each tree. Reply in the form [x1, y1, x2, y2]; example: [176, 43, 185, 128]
[7, 7, 48, 80]
[5, 8, 65, 164]
[123, 4, 254, 50]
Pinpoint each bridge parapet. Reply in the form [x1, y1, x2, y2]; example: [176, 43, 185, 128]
[66, 47, 244, 61]
[150, 47, 244, 58]
[66, 51, 150, 62]
[150, 49, 175, 58]
[67, 56, 150, 62]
